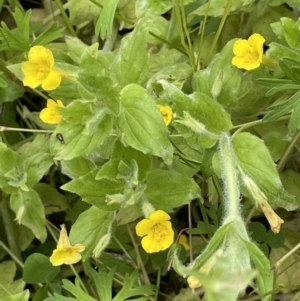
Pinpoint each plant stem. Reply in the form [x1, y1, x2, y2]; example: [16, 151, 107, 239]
[126, 224, 151, 285]
[0, 126, 53, 133]
[0, 193, 22, 260]
[203, 0, 232, 66]
[54, 0, 77, 37]
[0, 241, 24, 268]
[273, 241, 300, 270]
[276, 130, 300, 172]
[219, 133, 240, 220]
[232, 115, 290, 136]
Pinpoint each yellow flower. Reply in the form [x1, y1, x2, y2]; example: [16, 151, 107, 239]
[136, 210, 174, 253]
[39, 99, 64, 124]
[232, 33, 265, 71]
[158, 105, 173, 126]
[178, 234, 190, 251]
[22, 45, 62, 90]
[49, 224, 85, 266]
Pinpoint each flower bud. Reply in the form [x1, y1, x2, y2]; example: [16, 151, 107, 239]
[187, 275, 202, 289]
[243, 175, 284, 233]
[141, 200, 155, 218]
[93, 233, 111, 258]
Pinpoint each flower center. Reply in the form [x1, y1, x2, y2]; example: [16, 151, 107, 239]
[153, 223, 167, 240]
[36, 64, 50, 80]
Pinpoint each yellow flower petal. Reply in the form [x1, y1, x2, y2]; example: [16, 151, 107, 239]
[232, 33, 265, 71]
[135, 210, 174, 253]
[22, 46, 61, 90]
[41, 69, 62, 91]
[49, 225, 85, 266]
[136, 219, 155, 237]
[232, 56, 260, 71]
[39, 99, 64, 124]
[28, 46, 54, 67]
[179, 234, 190, 251]
[148, 210, 171, 223]
[141, 235, 162, 253]
[233, 40, 252, 57]
[158, 105, 173, 126]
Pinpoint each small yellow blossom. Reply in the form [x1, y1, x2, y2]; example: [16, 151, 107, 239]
[187, 275, 201, 289]
[232, 33, 265, 71]
[158, 105, 173, 126]
[49, 224, 85, 266]
[39, 99, 64, 124]
[22, 45, 62, 90]
[136, 210, 174, 253]
[179, 234, 190, 251]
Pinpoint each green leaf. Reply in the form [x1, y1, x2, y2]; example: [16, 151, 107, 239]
[95, 0, 119, 39]
[23, 253, 60, 283]
[289, 101, 300, 136]
[61, 170, 125, 210]
[32, 286, 48, 301]
[32, 24, 64, 46]
[60, 157, 96, 179]
[265, 230, 285, 248]
[233, 132, 297, 211]
[280, 170, 300, 207]
[110, 17, 151, 87]
[10, 188, 47, 242]
[193, 39, 241, 110]
[113, 270, 156, 301]
[135, 0, 173, 17]
[45, 279, 96, 301]
[242, 240, 273, 301]
[0, 291, 29, 301]
[0, 73, 24, 104]
[112, 141, 151, 181]
[69, 206, 114, 259]
[0, 142, 25, 194]
[188, 0, 255, 18]
[248, 222, 267, 243]
[23, 153, 52, 186]
[145, 170, 200, 211]
[160, 81, 232, 148]
[172, 222, 233, 277]
[34, 183, 69, 214]
[50, 115, 113, 161]
[116, 84, 173, 164]
[271, 17, 300, 50]
[0, 261, 25, 298]
[69, 0, 102, 26]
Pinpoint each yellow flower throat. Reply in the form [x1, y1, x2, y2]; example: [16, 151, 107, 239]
[153, 223, 167, 240]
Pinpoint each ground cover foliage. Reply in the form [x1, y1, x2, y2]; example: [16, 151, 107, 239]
[1, 0, 300, 300]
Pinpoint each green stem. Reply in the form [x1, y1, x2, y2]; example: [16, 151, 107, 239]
[113, 237, 138, 269]
[219, 133, 240, 220]
[162, 8, 176, 50]
[232, 115, 291, 137]
[154, 268, 161, 301]
[0, 193, 22, 260]
[276, 130, 300, 172]
[54, 0, 77, 37]
[0, 126, 53, 133]
[196, 0, 212, 69]
[174, 0, 196, 70]
[126, 224, 151, 285]
[0, 241, 24, 268]
[198, 200, 213, 238]
[273, 241, 300, 270]
[203, 0, 232, 66]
